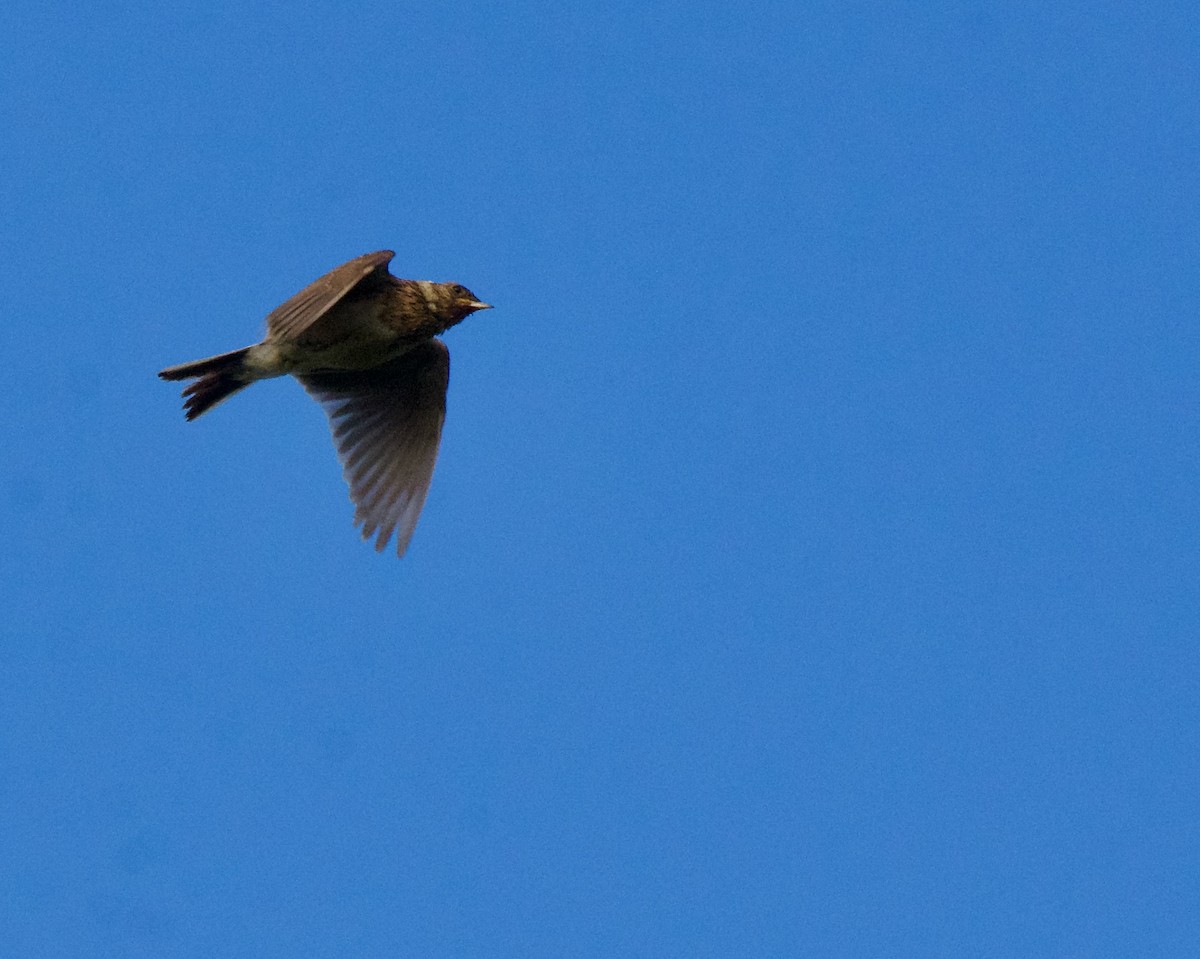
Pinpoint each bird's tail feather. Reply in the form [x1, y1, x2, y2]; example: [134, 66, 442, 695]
[159, 346, 253, 421]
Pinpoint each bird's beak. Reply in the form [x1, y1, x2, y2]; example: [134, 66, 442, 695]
[465, 300, 493, 311]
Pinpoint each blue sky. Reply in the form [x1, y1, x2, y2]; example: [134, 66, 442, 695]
[2, 1, 1197, 955]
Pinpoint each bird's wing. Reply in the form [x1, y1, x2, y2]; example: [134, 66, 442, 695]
[297, 339, 449, 557]
[265, 250, 395, 341]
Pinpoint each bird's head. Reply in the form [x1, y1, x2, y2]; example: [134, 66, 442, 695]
[426, 282, 492, 325]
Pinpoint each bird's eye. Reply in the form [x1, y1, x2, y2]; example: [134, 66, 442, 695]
[452, 285, 468, 298]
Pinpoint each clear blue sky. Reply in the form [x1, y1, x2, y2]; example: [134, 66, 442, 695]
[2, 1, 1197, 956]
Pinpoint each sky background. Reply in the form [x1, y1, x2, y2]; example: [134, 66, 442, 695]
[2, 1, 1198, 956]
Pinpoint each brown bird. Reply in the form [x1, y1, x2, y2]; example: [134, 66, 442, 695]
[159, 250, 491, 557]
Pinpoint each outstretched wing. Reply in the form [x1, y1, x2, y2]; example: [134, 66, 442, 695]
[266, 250, 394, 341]
[297, 339, 450, 557]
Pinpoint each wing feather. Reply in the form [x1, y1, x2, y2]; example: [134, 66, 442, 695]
[297, 339, 450, 557]
[266, 251, 395, 341]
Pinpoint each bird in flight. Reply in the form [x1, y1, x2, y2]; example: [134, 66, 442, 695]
[159, 250, 491, 557]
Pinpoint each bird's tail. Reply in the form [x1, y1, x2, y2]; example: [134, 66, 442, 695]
[158, 346, 254, 421]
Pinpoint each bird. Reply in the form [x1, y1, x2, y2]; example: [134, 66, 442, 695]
[159, 250, 491, 557]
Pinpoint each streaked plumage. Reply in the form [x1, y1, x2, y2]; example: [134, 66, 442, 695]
[159, 250, 491, 557]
